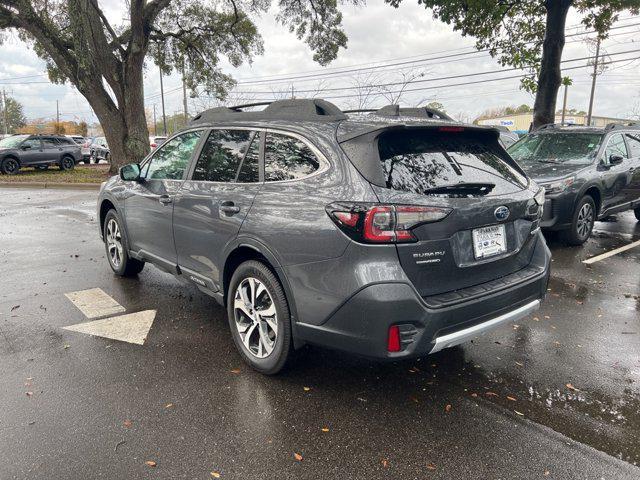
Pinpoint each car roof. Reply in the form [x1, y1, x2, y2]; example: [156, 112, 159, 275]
[187, 98, 500, 143]
[533, 123, 640, 134]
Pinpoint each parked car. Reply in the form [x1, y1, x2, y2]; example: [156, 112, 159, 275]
[89, 136, 110, 163]
[495, 126, 520, 148]
[149, 135, 167, 149]
[0, 134, 81, 174]
[97, 99, 550, 374]
[66, 134, 86, 145]
[508, 123, 640, 245]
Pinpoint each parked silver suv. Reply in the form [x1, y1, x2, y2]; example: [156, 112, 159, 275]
[97, 99, 550, 374]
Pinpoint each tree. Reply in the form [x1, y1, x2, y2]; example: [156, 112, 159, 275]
[0, 0, 354, 172]
[0, 95, 26, 133]
[385, 0, 640, 129]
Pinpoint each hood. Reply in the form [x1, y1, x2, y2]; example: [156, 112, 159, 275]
[520, 161, 585, 182]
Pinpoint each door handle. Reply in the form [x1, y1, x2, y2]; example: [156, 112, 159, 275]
[219, 200, 240, 216]
[159, 195, 172, 205]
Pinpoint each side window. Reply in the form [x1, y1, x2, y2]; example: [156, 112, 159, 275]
[143, 131, 202, 180]
[192, 129, 253, 182]
[264, 133, 320, 182]
[22, 138, 40, 149]
[626, 134, 640, 158]
[42, 137, 58, 149]
[604, 133, 628, 163]
[237, 134, 260, 183]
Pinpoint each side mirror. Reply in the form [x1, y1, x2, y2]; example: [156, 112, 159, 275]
[21, 144, 32, 150]
[609, 154, 624, 166]
[119, 163, 141, 182]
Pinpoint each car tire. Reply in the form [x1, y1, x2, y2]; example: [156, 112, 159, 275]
[563, 195, 596, 246]
[103, 210, 145, 277]
[1, 157, 20, 175]
[227, 260, 293, 375]
[59, 155, 75, 171]
[82, 158, 90, 165]
[635, 207, 640, 222]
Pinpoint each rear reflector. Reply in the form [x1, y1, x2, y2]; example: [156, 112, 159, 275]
[326, 203, 451, 244]
[387, 325, 401, 352]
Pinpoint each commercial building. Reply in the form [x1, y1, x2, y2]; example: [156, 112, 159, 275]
[476, 112, 635, 134]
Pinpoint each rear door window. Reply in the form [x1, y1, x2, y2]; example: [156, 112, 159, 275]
[378, 129, 527, 195]
[264, 133, 320, 181]
[192, 129, 256, 182]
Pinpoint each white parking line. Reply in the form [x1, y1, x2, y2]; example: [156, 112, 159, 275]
[64, 288, 126, 318]
[63, 310, 157, 345]
[582, 239, 640, 265]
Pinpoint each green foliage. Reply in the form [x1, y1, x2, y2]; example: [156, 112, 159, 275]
[386, 0, 640, 93]
[0, 96, 27, 133]
[424, 101, 446, 113]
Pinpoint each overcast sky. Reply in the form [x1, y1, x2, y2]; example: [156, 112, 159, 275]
[0, 1, 638, 125]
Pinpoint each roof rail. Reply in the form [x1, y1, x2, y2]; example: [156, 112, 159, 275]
[343, 105, 453, 121]
[190, 98, 347, 124]
[605, 122, 640, 130]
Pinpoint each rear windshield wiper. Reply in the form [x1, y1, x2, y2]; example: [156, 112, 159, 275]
[422, 182, 495, 196]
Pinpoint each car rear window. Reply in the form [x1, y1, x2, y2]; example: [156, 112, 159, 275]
[377, 129, 527, 195]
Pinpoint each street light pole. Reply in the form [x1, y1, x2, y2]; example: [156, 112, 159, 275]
[153, 104, 157, 137]
[2, 89, 8, 135]
[586, 37, 601, 127]
[561, 83, 569, 126]
[182, 68, 188, 121]
[159, 66, 167, 136]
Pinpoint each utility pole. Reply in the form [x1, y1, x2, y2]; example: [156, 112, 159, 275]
[2, 89, 8, 135]
[153, 104, 157, 136]
[182, 68, 188, 121]
[561, 83, 569, 126]
[56, 99, 60, 125]
[159, 66, 167, 136]
[586, 37, 600, 127]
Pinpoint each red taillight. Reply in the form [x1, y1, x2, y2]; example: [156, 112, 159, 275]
[151, 143, 157, 148]
[438, 126, 465, 132]
[326, 203, 451, 244]
[387, 325, 401, 352]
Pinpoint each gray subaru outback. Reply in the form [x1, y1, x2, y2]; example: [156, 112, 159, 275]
[97, 99, 550, 374]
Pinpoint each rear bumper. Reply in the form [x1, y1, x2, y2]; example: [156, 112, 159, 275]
[296, 233, 550, 359]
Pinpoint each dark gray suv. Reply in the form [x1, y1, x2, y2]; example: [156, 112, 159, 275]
[97, 99, 551, 374]
[0, 134, 81, 174]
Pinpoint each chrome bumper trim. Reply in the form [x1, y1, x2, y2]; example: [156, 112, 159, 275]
[429, 299, 540, 354]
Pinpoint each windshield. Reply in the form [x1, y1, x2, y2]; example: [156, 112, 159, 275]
[0, 135, 29, 148]
[378, 129, 528, 196]
[508, 132, 602, 166]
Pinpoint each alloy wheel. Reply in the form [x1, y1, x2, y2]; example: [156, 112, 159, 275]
[62, 157, 74, 170]
[233, 277, 278, 359]
[3, 158, 18, 174]
[106, 218, 123, 269]
[576, 203, 594, 239]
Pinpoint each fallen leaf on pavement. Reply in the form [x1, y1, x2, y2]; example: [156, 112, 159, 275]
[303, 386, 311, 391]
[293, 452, 303, 461]
[410, 396, 419, 403]
[515, 361, 524, 367]
[514, 410, 524, 416]
[485, 392, 499, 397]
[11, 305, 20, 311]
[382, 459, 388, 468]
[544, 470, 550, 476]
[230, 368, 241, 374]
[426, 462, 437, 471]
[566, 383, 580, 392]
[123, 420, 133, 428]
[506, 396, 517, 402]
[63, 345, 70, 350]
[210, 472, 221, 478]
[445, 404, 452, 413]
[25, 391, 33, 397]
[470, 393, 478, 398]
[145, 461, 157, 467]
[165, 403, 174, 409]
[321, 427, 329, 432]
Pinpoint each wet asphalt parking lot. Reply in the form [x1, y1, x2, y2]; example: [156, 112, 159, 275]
[1, 187, 639, 480]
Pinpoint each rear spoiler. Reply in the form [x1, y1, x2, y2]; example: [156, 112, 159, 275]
[337, 123, 501, 144]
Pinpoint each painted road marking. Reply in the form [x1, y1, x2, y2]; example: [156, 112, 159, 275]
[63, 310, 157, 345]
[65, 288, 125, 318]
[582, 239, 640, 265]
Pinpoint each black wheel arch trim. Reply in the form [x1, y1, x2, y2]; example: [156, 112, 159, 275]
[222, 235, 303, 348]
[574, 182, 603, 216]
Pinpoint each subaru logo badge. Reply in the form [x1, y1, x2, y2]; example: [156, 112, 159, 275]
[494, 206, 510, 221]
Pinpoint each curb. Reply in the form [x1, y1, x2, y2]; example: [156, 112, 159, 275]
[0, 181, 101, 191]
